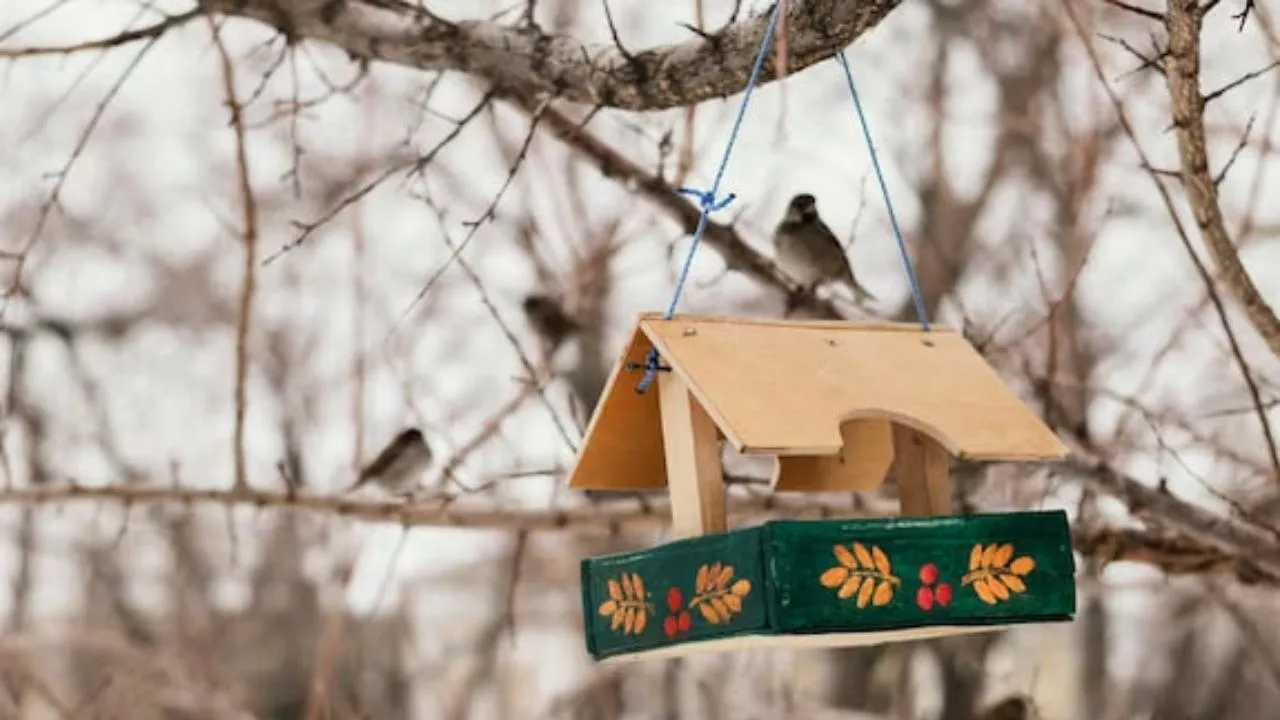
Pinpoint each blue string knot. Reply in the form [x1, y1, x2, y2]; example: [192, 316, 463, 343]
[634, 188, 736, 394]
[678, 186, 737, 214]
[635, 347, 663, 394]
[632, 1, 785, 396]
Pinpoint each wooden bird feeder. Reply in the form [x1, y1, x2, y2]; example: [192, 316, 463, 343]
[570, 314, 1076, 663]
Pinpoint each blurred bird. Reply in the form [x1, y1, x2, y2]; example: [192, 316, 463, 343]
[347, 427, 432, 497]
[772, 193, 876, 306]
[522, 293, 580, 355]
[978, 696, 1035, 720]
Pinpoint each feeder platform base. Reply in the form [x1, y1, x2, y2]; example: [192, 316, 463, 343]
[581, 511, 1076, 662]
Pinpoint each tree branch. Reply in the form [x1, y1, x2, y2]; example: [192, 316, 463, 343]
[204, 0, 904, 110]
[5, 474, 1280, 585]
[1062, 455, 1280, 579]
[1165, 0, 1280, 357]
[1074, 526, 1279, 585]
[0, 482, 862, 531]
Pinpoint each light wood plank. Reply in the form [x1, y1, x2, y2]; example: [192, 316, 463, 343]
[566, 325, 667, 490]
[641, 315, 1067, 460]
[658, 373, 727, 537]
[892, 424, 952, 516]
[569, 313, 1067, 492]
[598, 624, 1016, 664]
[772, 419, 894, 492]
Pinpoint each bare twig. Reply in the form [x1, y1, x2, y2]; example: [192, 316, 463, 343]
[0, 9, 200, 57]
[208, 18, 260, 493]
[516, 96, 843, 318]
[418, 193, 580, 455]
[395, 99, 556, 326]
[1102, 0, 1164, 21]
[435, 382, 541, 489]
[264, 89, 496, 264]
[2, 32, 164, 306]
[1202, 59, 1280, 106]
[1214, 113, 1256, 186]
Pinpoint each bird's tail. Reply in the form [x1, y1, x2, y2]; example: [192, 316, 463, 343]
[342, 474, 370, 495]
[843, 276, 877, 308]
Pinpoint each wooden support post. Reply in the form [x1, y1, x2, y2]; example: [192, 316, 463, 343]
[891, 424, 951, 516]
[658, 372, 727, 538]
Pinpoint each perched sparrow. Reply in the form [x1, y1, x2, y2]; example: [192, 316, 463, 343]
[522, 293, 580, 354]
[348, 427, 432, 496]
[773, 193, 876, 305]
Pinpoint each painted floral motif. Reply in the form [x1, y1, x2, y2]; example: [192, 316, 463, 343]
[662, 587, 693, 638]
[962, 543, 1035, 605]
[599, 563, 753, 639]
[914, 562, 953, 611]
[819, 542, 900, 608]
[597, 572, 653, 635]
[690, 562, 752, 624]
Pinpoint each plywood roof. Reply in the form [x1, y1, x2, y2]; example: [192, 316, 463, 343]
[567, 314, 1067, 491]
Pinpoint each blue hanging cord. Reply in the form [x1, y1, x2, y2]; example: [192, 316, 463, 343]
[634, 1, 786, 394]
[836, 51, 931, 332]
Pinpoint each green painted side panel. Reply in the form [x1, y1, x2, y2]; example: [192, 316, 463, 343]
[581, 526, 770, 658]
[766, 511, 1076, 633]
[580, 511, 1076, 661]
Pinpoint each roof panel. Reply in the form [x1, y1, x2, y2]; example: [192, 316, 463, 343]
[567, 314, 1067, 492]
[640, 315, 1066, 461]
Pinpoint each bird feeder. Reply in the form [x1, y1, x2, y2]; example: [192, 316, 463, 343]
[569, 314, 1076, 662]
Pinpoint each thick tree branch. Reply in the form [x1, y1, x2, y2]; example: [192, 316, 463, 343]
[1165, 0, 1280, 357]
[1062, 455, 1280, 579]
[205, 0, 903, 110]
[1074, 526, 1279, 585]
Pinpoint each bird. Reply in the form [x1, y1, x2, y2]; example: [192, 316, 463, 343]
[772, 193, 876, 306]
[347, 427, 433, 497]
[522, 293, 580, 355]
[977, 695, 1036, 720]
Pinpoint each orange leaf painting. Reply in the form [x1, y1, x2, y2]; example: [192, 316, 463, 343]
[688, 563, 752, 625]
[597, 572, 653, 636]
[820, 542, 900, 608]
[833, 544, 857, 569]
[963, 543, 1036, 605]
